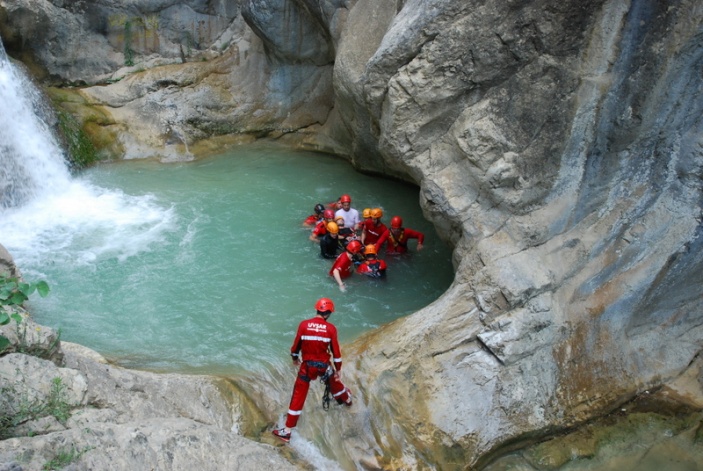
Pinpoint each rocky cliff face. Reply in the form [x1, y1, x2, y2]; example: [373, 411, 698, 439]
[2, 0, 702, 469]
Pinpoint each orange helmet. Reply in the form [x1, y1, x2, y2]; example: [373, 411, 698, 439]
[323, 209, 335, 219]
[362, 208, 371, 219]
[364, 244, 377, 256]
[326, 221, 339, 234]
[346, 240, 362, 254]
[390, 216, 403, 228]
[370, 208, 383, 219]
[340, 194, 352, 203]
[315, 297, 335, 313]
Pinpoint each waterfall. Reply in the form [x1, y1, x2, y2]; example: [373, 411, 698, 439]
[0, 39, 175, 270]
[0, 40, 72, 209]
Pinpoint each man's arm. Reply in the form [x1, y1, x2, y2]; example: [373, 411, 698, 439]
[290, 323, 303, 364]
[332, 268, 346, 292]
[329, 325, 343, 372]
[407, 228, 425, 249]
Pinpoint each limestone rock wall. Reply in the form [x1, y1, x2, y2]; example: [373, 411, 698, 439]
[327, 0, 703, 467]
[0, 0, 344, 161]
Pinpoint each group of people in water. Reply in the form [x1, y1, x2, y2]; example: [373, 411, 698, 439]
[304, 193, 425, 292]
[272, 193, 426, 443]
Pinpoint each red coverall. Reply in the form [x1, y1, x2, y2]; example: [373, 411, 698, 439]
[361, 219, 388, 246]
[285, 316, 352, 428]
[303, 214, 319, 226]
[377, 227, 425, 254]
[329, 252, 354, 278]
[312, 219, 328, 237]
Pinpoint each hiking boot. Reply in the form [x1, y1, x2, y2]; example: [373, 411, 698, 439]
[272, 428, 291, 443]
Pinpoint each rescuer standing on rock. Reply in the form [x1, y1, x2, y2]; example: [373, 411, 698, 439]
[273, 298, 352, 443]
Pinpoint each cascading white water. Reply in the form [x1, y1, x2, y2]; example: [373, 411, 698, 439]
[0, 39, 174, 271]
[0, 40, 72, 209]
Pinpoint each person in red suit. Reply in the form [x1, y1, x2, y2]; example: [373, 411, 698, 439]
[272, 298, 352, 443]
[356, 244, 387, 278]
[329, 239, 363, 292]
[377, 216, 425, 254]
[360, 207, 388, 246]
[309, 209, 336, 243]
[302, 203, 325, 227]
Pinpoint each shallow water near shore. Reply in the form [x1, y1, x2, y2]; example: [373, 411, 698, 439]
[1, 143, 454, 375]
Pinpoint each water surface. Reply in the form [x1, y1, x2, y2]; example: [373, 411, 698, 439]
[3, 144, 454, 375]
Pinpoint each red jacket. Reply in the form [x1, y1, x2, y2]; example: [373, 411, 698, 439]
[329, 252, 354, 278]
[378, 227, 424, 254]
[312, 220, 328, 237]
[361, 220, 388, 245]
[303, 214, 319, 226]
[290, 316, 343, 370]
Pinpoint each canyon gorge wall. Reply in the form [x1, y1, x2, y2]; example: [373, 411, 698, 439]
[2, 0, 703, 468]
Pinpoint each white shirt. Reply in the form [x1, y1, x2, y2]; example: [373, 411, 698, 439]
[335, 207, 360, 230]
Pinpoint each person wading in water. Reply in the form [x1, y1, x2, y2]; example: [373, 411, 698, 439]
[376, 215, 425, 254]
[329, 239, 363, 292]
[356, 244, 387, 278]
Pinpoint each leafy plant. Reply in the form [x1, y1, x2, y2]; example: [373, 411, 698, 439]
[0, 275, 50, 352]
[0, 275, 50, 307]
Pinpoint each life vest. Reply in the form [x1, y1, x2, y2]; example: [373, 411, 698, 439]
[367, 261, 383, 278]
[358, 260, 386, 278]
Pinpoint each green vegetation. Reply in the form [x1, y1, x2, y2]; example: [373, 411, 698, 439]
[42, 444, 93, 470]
[45, 377, 72, 424]
[0, 275, 50, 352]
[56, 109, 99, 170]
[124, 20, 135, 67]
[48, 87, 124, 162]
[0, 377, 72, 439]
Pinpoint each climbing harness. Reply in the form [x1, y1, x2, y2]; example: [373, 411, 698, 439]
[320, 365, 333, 411]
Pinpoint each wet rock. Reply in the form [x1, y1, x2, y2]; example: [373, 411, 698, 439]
[0, 243, 19, 278]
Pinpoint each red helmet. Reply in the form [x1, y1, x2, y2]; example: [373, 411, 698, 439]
[323, 209, 335, 219]
[346, 240, 362, 254]
[391, 216, 403, 228]
[315, 297, 335, 313]
[340, 194, 352, 203]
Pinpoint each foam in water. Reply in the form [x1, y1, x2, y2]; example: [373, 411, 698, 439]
[0, 40, 174, 267]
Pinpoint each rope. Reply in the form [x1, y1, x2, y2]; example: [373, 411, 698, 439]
[320, 366, 332, 411]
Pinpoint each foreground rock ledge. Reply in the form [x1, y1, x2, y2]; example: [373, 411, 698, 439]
[0, 330, 300, 471]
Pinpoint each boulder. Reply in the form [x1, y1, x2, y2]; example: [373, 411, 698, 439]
[0, 342, 299, 471]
